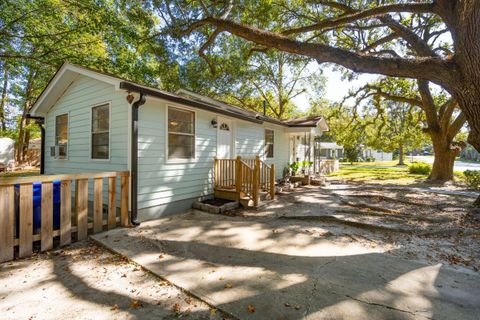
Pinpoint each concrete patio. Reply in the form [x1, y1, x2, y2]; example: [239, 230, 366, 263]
[92, 210, 480, 320]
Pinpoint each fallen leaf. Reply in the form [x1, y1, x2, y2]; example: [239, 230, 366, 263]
[130, 300, 143, 309]
[224, 283, 233, 289]
[172, 303, 181, 313]
[110, 304, 119, 311]
[247, 304, 255, 313]
[159, 254, 165, 259]
[185, 297, 193, 305]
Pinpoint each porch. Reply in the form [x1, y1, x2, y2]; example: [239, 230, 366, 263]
[213, 156, 275, 208]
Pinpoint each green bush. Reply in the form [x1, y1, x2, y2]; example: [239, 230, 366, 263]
[365, 156, 375, 162]
[408, 162, 431, 175]
[464, 170, 480, 189]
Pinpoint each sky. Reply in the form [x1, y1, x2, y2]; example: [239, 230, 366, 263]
[292, 65, 378, 112]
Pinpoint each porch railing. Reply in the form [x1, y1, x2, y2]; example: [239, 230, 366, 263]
[0, 171, 129, 263]
[214, 156, 275, 206]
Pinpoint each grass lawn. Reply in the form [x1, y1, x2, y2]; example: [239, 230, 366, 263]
[0, 168, 40, 178]
[328, 162, 424, 185]
[328, 161, 465, 185]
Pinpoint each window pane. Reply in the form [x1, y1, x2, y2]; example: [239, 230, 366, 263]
[92, 132, 109, 159]
[265, 129, 274, 158]
[55, 114, 68, 145]
[266, 145, 274, 158]
[92, 104, 110, 132]
[168, 134, 194, 159]
[168, 107, 194, 134]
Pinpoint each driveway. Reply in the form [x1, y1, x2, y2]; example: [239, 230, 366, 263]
[92, 210, 480, 320]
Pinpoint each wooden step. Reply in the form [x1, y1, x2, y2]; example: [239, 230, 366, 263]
[214, 188, 238, 201]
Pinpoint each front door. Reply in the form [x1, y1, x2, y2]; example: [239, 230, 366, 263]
[217, 117, 234, 158]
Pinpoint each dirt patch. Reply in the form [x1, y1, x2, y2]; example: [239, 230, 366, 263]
[0, 240, 233, 320]
[239, 184, 480, 272]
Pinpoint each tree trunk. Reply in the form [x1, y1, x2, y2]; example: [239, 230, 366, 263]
[428, 133, 456, 181]
[398, 144, 405, 165]
[0, 66, 8, 131]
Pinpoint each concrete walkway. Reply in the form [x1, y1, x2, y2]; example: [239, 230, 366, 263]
[92, 211, 480, 320]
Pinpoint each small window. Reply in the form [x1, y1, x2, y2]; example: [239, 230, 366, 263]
[219, 123, 230, 131]
[168, 106, 195, 159]
[91, 104, 110, 159]
[265, 129, 274, 158]
[55, 114, 68, 158]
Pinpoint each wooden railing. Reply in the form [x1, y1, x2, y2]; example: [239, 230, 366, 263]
[259, 160, 275, 200]
[0, 171, 129, 263]
[214, 156, 275, 206]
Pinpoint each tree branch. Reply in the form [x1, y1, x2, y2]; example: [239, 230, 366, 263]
[282, 3, 436, 35]
[188, 17, 452, 86]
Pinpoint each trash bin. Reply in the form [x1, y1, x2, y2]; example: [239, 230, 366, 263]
[15, 181, 61, 235]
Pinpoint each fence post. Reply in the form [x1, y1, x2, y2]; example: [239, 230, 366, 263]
[120, 174, 129, 227]
[0, 186, 14, 262]
[60, 180, 72, 246]
[235, 156, 242, 200]
[214, 157, 218, 188]
[270, 164, 275, 200]
[253, 156, 260, 206]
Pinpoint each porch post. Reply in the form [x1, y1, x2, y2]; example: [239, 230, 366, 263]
[253, 156, 260, 206]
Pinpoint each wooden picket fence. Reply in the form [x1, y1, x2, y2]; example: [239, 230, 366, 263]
[0, 171, 129, 263]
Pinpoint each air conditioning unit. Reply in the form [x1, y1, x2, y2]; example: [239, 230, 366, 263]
[50, 144, 67, 159]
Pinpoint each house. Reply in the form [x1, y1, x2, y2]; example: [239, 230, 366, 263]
[0, 137, 15, 172]
[29, 63, 329, 222]
[317, 142, 344, 159]
[362, 148, 393, 161]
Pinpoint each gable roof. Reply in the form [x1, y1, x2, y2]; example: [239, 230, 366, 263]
[30, 62, 328, 130]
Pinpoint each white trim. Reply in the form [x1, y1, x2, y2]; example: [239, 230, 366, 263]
[30, 63, 121, 116]
[165, 104, 197, 164]
[216, 116, 235, 159]
[89, 101, 112, 161]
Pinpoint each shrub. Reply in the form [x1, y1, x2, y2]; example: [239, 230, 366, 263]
[408, 162, 431, 175]
[365, 156, 375, 162]
[464, 170, 480, 189]
[289, 162, 300, 175]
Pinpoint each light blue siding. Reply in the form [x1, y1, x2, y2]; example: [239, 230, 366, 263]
[236, 122, 290, 179]
[137, 99, 217, 212]
[44, 75, 129, 205]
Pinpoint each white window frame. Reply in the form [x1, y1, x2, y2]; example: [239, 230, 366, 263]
[53, 112, 69, 160]
[89, 101, 112, 161]
[165, 104, 197, 163]
[265, 128, 275, 159]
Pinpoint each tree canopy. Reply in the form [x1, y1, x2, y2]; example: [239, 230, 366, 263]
[160, 0, 479, 151]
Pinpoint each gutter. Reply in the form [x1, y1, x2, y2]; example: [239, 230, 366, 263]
[120, 82, 264, 125]
[26, 114, 45, 175]
[130, 93, 147, 226]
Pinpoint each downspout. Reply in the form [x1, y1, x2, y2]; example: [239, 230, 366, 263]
[26, 115, 45, 174]
[131, 93, 147, 226]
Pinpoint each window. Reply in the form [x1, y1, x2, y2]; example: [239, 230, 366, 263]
[55, 114, 68, 158]
[219, 122, 230, 131]
[91, 104, 110, 159]
[265, 129, 274, 158]
[168, 106, 195, 160]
